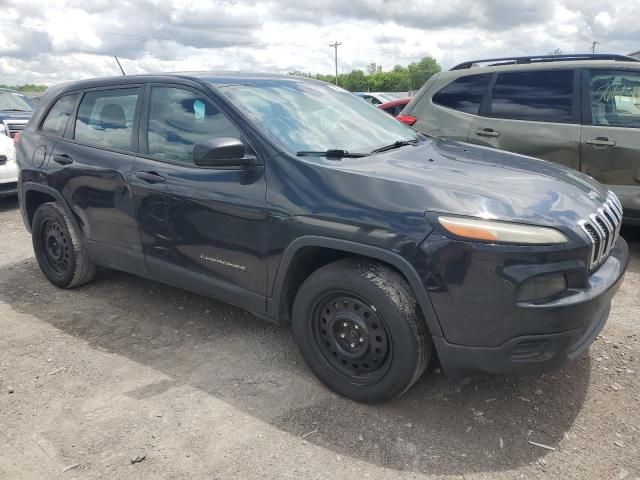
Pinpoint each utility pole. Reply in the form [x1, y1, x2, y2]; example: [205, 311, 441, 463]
[114, 56, 126, 75]
[329, 41, 342, 85]
[591, 41, 599, 54]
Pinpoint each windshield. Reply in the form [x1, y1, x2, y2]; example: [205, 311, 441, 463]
[216, 80, 420, 153]
[0, 91, 34, 112]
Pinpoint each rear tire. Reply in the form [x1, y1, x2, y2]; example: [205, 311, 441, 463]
[292, 258, 431, 403]
[32, 202, 95, 288]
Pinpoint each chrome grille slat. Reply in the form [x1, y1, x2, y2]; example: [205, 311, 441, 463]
[579, 192, 623, 271]
[596, 208, 615, 257]
[2, 120, 28, 138]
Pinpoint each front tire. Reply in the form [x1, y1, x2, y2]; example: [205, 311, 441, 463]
[292, 258, 431, 403]
[32, 202, 95, 288]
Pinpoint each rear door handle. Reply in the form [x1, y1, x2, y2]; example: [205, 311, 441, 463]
[475, 128, 500, 137]
[136, 171, 166, 184]
[53, 153, 73, 165]
[586, 137, 616, 147]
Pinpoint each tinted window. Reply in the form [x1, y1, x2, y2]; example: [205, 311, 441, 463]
[74, 88, 139, 151]
[490, 70, 574, 123]
[589, 70, 640, 128]
[432, 74, 491, 114]
[147, 87, 242, 163]
[381, 104, 397, 116]
[41, 94, 78, 137]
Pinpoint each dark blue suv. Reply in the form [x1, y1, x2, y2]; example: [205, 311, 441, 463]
[16, 73, 629, 402]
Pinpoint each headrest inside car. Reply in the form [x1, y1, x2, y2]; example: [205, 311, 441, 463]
[100, 104, 126, 130]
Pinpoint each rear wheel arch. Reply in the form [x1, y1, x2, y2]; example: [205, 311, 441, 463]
[22, 184, 82, 235]
[269, 236, 442, 337]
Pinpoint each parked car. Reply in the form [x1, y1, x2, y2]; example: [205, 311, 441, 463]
[0, 132, 17, 197]
[355, 92, 406, 105]
[17, 73, 628, 402]
[399, 53, 640, 224]
[1, 87, 34, 140]
[378, 97, 410, 116]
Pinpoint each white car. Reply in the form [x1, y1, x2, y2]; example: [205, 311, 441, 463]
[0, 133, 17, 197]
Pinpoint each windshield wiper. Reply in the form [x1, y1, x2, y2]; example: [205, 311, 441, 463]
[296, 149, 369, 159]
[370, 139, 419, 154]
[1, 109, 31, 112]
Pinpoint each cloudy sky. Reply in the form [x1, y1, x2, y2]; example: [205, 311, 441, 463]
[0, 0, 638, 85]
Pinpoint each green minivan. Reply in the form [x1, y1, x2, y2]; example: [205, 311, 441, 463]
[400, 54, 640, 224]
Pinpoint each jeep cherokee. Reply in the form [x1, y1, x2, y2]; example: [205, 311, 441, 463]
[17, 73, 629, 402]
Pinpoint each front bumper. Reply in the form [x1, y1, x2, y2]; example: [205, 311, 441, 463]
[0, 161, 18, 197]
[415, 237, 629, 377]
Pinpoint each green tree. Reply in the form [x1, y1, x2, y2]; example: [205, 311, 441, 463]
[0, 83, 48, 92]
[340, 70, 369, 91]
[406, 57, 441, 90]
[291, 56, 441, 93]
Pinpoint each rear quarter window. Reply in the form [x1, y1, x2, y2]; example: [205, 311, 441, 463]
[41, 94, 78, 137]
[431, 74, 491, 114]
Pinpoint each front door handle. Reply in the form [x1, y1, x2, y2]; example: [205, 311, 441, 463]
[136, 171, 166, 184]
[586, 137, 616, 147]
[475, 128, 500, 137]
[53, 153, 73, 165]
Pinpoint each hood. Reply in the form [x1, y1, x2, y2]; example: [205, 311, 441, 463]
[0, 111, 33, 121]
[326, 138, 609, 228]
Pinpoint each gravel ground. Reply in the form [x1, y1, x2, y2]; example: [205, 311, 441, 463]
[0, 195, 638, 479]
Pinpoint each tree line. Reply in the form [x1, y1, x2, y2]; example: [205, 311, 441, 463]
[290, 56, 441, 92]
[3, 56, 442, 94]
[0, 84, 48, 92]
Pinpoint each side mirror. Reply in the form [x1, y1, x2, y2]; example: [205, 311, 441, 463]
[193, 137, 253, 167]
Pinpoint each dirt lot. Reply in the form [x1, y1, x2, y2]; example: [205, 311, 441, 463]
[0, 196, 638, 480]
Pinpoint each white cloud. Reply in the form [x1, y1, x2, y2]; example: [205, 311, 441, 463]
[0, 0, 638, 85]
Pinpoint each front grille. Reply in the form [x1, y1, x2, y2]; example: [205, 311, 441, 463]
[2, 120, 27, 138]
[579, 192, 623, 270]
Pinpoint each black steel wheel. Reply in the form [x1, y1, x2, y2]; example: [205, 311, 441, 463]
[293, 258, 431, 403]
[312, 293, 391, 382]
[32, 202, 95, 288]
[40, 218, 71, 275]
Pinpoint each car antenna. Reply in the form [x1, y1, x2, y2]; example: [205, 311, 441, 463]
[114, 56, 126, 76]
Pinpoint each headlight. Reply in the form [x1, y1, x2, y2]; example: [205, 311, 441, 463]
[0, 124, 7, 136]
[438, 216, 568, 245]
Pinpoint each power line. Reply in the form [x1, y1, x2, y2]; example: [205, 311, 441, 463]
[329, 41, 342, 85]
[591, 41, 599, 54]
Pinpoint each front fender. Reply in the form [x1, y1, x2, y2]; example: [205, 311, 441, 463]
[268, 235, 443, 337]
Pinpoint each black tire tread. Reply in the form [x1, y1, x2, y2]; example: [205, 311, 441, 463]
[350, 259, 431, 398]
[33, 202, 95, 288]
[292, 257, 432, 402]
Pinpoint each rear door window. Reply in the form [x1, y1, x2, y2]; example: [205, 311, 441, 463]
[588, 70, 640, 128]
[74, 88, 140, 151]
[432, 74, 491, 114]
[41, 94, 78, 137]
[489, 70, 575, 123]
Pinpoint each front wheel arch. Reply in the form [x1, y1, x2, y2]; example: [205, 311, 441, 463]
[269, 236, 442, 337]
